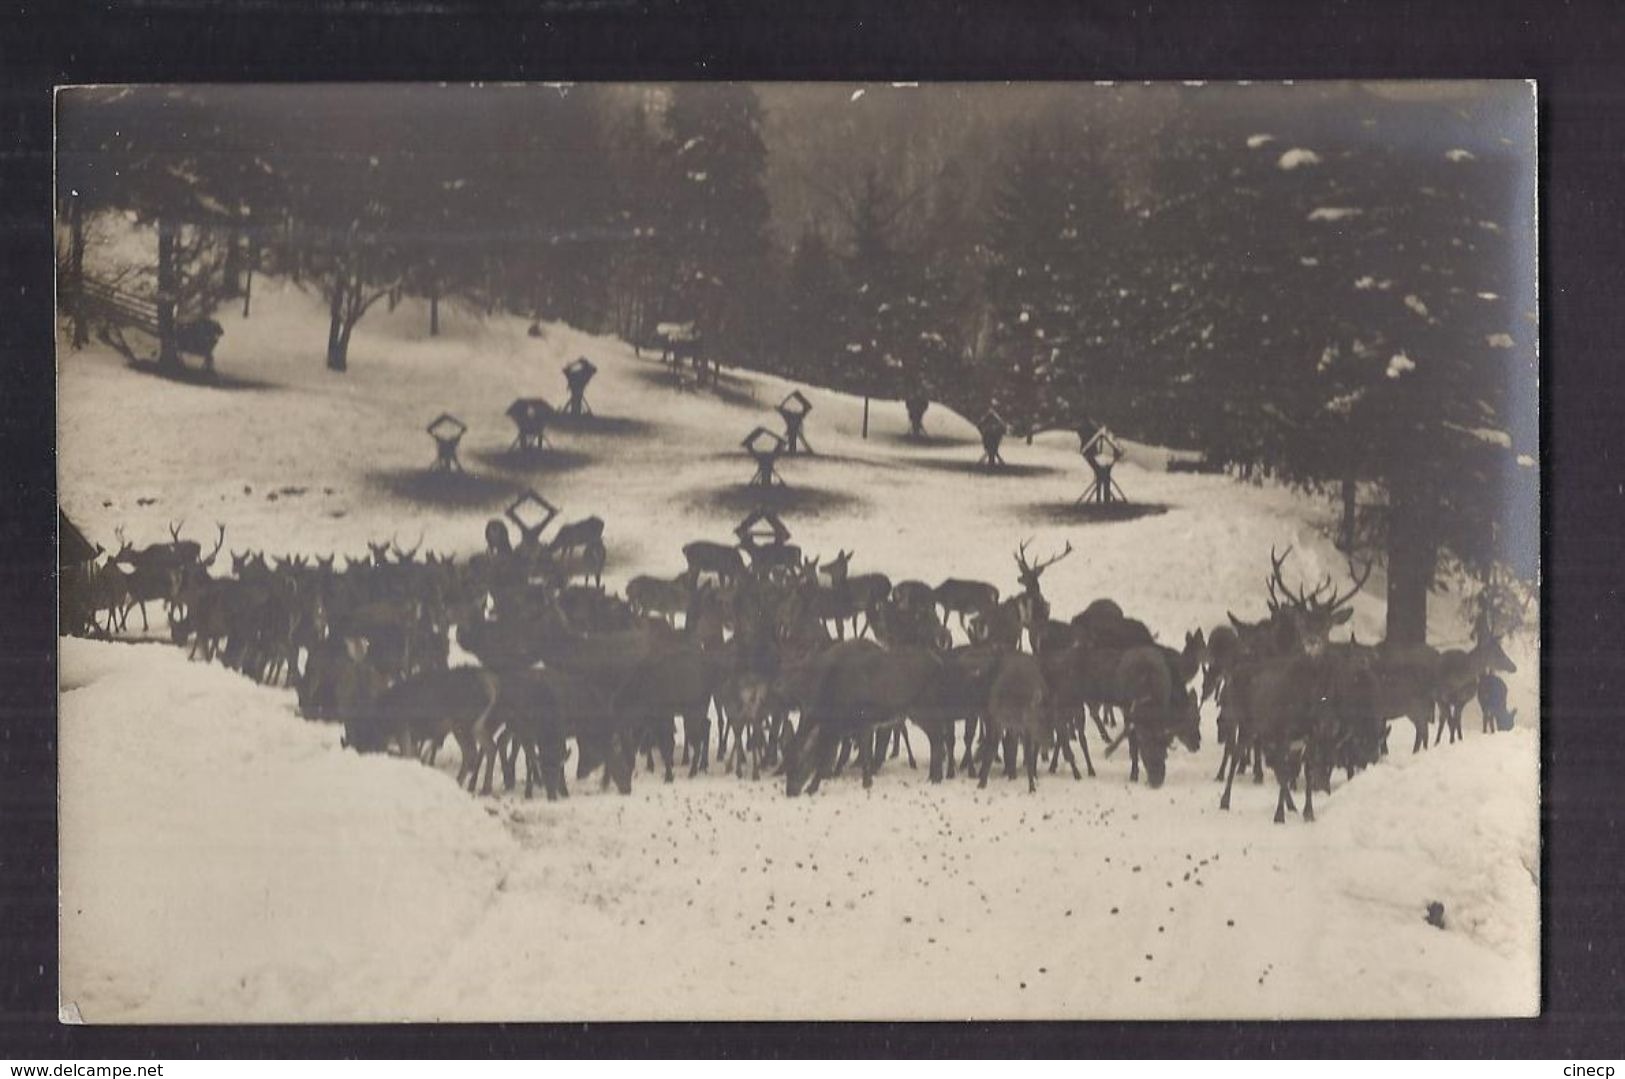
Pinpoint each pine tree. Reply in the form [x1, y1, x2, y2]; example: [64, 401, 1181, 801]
[982, 132, 1085, 437]
[658, 84, 772, 354]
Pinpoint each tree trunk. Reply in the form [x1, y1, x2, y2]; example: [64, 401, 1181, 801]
[429, 285, 440, 337]
[223, 228, 244, 297]
[862, 396, 870, 439]
[1338, 475, 1358, 552]
[1384, 477, 1435, 647]
[325, 282, 348, 372]
[242, 263, 253, 318]
[155, 216, 179, 368]
[68, 196, 88, 348]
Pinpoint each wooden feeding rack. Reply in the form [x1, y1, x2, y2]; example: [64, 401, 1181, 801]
[426, 412, 469, 473]
[734, 507, 792, 554]
[506, 398, 555, 452]
[777, 390, 815, 454]
[505, 488, 560, 549]
[977, 409, 1008, 468]
[1078, 425, 1128, 504]
[742, 426, 789, 488]
[562, 357, 597, 416]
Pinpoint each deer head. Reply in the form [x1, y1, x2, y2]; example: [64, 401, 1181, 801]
[1261, 546, 1372, 655]
[391, 530, 424, 565]
[1014, 538, 1074, 596]
[111, 526, 134, 563]
[366, 539, 391, 566]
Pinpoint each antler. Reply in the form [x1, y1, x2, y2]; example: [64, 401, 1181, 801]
[392, 529, 425, 563]
[1034, 540, 1074, 574]
[169, 520, 184, 543]
[1015, 538, 1033, 576]
[202, 523, 226, 567]
[1319, 556, 1373, 612]
[1265, 545, 1294, 611]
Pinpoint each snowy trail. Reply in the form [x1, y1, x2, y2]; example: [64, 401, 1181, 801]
[59, 271, 1539, 1021]
[60, 637, 1538, 1022]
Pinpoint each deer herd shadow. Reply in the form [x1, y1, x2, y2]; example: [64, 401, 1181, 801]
[687, 483, 869, 518]
[879, 430, 979, 449]
[366, 467, 520, 510]
[471, 445, 597, 476]
[548, 412, 665, 439]
[908, 457, 1067, 479]
[1024, 500, 1172, 525]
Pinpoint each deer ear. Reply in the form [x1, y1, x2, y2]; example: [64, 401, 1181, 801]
[1331, 608, 1354, 626]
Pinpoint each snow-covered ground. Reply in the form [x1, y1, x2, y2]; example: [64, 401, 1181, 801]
[57, 265, 1540, 1022]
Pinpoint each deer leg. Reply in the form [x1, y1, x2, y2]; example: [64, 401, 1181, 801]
[1026, 735, 1039, 793]
[1073, 714, 1097, 778]
[1002, 731, 1019, 780]
[658, 717, 676, 783]
[959, 717, 978, 775]
[833, 737, 853, 776]
[976, 726, 996, 789]
[452, 731, 477, 791]
[1219, 740, 1241, 811]
[1302, 754, 1316, 824]
[1274, 781, 1289, 824]
[1057, 721, 1084, 780]
[1128, 727, 1141, 783]
[804, 727, 836, 796]
[858, 731, 876, 789]
[499, 730, 518, 792]
[900, 724, 917, 768]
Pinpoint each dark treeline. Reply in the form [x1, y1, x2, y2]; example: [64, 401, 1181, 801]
[54, 82, 1536, 644]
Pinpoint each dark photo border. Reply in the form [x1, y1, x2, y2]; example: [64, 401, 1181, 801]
[4, 0, 1622, 1058]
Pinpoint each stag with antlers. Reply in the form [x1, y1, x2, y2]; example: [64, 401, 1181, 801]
[1013, 538, 1073, 651]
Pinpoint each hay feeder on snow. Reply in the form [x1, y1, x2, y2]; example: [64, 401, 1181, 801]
[777, 390, 815, 454]
[506, 398, 555, 452]
[505, 488, 560, 550]
[426, 412, 468, 473]
[1078, 425, 1128, 504]
[562, 357, 597, 416]
[742, 426, 789, 489]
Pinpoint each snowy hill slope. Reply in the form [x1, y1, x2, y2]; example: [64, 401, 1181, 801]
[57, 273, 1539, 1021]
[62, 275, 1496, 653]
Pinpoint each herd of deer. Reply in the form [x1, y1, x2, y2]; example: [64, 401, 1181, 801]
[72, 517, 1520, 822]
